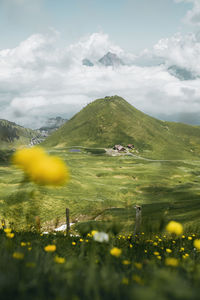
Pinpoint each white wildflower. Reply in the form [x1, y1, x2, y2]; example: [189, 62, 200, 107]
[93, 232, 109, 243]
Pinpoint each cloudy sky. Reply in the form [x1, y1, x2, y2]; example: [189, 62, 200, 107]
[1, 0, 200, 128]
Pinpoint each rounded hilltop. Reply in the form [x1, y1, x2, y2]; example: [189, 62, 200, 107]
[43, 95, 200, 160]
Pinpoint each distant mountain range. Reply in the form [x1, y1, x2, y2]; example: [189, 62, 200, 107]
[168, 65, 198, 81]
[0, 116, 67, 149]
[43, 95, 200, 160]
[82, 52, 199, 82]
[82, 52, 125, 67]
[0, 119, 38, 149]
[39, 117, 67, 133]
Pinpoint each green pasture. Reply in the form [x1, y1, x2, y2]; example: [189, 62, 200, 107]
[0, 148, 200, 231]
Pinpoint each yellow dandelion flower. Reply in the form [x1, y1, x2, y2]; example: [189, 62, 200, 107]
[132, 275, 143, 285]
[182, 235, 185, 239]
[79, 238, 84, 242]
[153, 251, 160, 256]
[6, 233, 14, 239]
[144, 250, 148, 253]
[21, 242, 26, 247]
[180, 247, 184, 252]
[44, 245, 56, 252]
[91, 230, 98, 236]
[166, 249, 172, 253]
[134, 263, 142, 269]
[13, 252, 24, 260]
[12, 147, 46, 171]
[194, 239, 200, 250]
[4, 228, 11, 234]
[28, 247, 32, 251]
[122, 277, 129, 285]
[12, 147, 69, 186]
[157, 256, 162, 260]
[129, 244, 133, 248]
[122, 260, 131, 265]
[165, 258, 179, 267]
[110, 247, 122, 257]
[72, 242, 76, 246]
[188, 236, 192, 240]
[28, 156, 69, 186]
[166, 221, 183, 235]
[54, 256, 66, 264]
[153, 242, 158, 246]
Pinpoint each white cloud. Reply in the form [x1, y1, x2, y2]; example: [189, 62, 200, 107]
[1, 31, 200, 128]
[153, 32, 200, 75]
[175, 0, 200, 26]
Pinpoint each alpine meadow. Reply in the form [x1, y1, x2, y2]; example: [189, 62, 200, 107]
[1, 1, 200, 299]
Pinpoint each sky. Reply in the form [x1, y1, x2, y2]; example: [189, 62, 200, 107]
[0, 0, 200, 128]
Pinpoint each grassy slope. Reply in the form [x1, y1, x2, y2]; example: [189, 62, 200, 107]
[0, 119, 37, 149]
[43, 96, 200, 160]
[1, 149, 200, 231]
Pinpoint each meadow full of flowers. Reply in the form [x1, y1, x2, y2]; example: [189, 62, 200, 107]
[1, 224, 200, 300]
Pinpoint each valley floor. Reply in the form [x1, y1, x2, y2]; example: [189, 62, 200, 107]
[0, 148, 200, 232]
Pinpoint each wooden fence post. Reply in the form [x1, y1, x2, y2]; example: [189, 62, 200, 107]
[134, 205, 142, 235]
[66, 208, 70, 235]
[35, 216, 41, 232]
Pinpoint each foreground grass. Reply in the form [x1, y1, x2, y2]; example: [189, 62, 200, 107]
[1, 229, 200, 300]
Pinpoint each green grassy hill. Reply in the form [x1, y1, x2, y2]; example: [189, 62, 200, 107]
[43, 96, 200, 159]
[0, 119, 38, 149]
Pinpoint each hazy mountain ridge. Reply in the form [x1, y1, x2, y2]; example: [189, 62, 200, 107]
[82, 52, 125, 67]
[0, 119, 38, 148]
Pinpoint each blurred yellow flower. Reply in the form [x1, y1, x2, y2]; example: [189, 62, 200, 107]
[110, 247, 122, 257]
[134, 263, 142, 269]
[12, 147, 46, 171]
[12, 147, 69, 186]
[132, 275, 143, 285]
[13, 252, 24, 260]
[188, 236, 192, 240]
[54, 256, 66, 264]
[122, 277, 129, 285]
[122, 260, 131, 265]
[153, 252, 160, 256]
[6, 233, 14, 239]
[194, 239, 200, 250]
[28, 156, 69, 186]
[21, 242, 26, 247]
[72, 242, 76, 246]
[165, 258, 179, 267]
[166, 249, 172, 253]
[44, 245, 56, 252]
[166, 221, 183, 235]
[4, 228, 11, 233]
